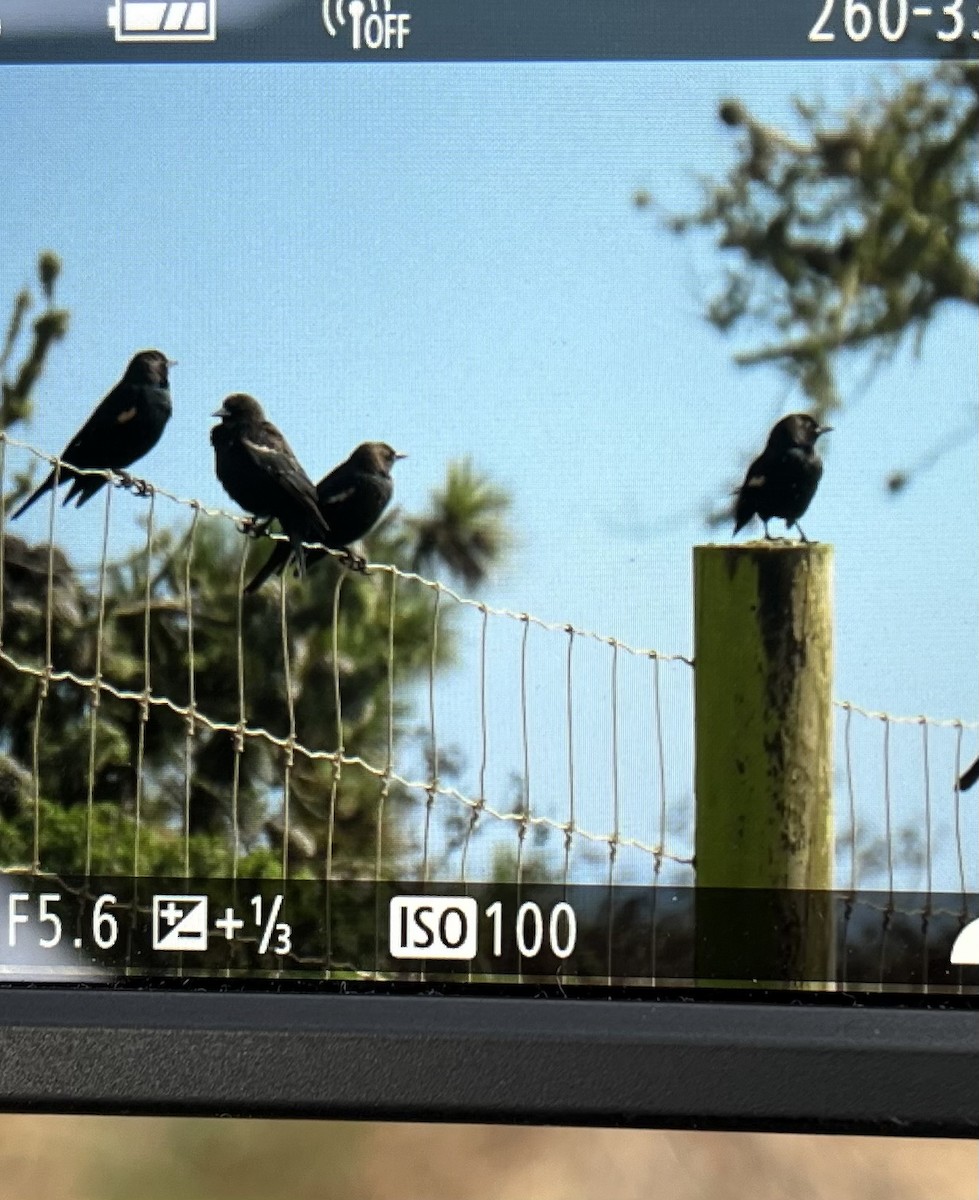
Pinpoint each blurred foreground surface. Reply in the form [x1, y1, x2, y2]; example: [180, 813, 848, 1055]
[0, 1115, 975, 1199]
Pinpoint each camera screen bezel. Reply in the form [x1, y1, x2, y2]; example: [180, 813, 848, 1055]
[1, 988, 978, 1133]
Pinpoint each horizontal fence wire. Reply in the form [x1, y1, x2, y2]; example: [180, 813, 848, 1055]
[0, 433, 976, 902]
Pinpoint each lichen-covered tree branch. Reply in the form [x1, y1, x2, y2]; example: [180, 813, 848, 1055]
[667, 63, 978, 445]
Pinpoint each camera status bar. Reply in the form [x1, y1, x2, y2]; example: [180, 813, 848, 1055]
[1, 0, 976, 62]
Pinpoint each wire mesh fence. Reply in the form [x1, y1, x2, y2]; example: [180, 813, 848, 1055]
[0, 433, 698, 889]
[0, 431, 976, 904]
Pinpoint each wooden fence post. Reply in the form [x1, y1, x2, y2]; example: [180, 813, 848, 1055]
[693, 543, 834, 985]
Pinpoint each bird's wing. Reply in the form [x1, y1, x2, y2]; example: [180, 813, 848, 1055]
[743, 447, 771, 488]
[315, 456, 355, 501]
[60, 384, 139, 467]
[322, 485, 357, 506]
[61, 414, 111, 467]
[242, 425, 329, 534]
[733, 453, 768, 530]
[242, 428, 316, 499]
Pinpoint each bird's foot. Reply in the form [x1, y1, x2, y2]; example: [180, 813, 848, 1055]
[794, 523, 811, 544]
[116, 471, 153, 498]
[339, 549, 369, 574]
[240, 517, 272, 539]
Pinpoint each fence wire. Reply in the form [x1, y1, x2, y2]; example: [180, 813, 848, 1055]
[0, 434, 976, 910]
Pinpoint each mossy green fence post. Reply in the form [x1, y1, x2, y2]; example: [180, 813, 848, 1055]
[693, 543, 834, 987]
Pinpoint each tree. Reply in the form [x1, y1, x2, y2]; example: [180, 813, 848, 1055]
[1, 251, 69, 432]
[0, 264, 513, 880]
[664, 61, 978, 498]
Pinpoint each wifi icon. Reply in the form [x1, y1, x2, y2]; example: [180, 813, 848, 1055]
[321, 0, 349, 39]
[322, 0, 411, 50]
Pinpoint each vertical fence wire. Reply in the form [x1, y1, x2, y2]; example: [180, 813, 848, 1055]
[608, 640, 620, 891]
[323, 572, 345, 976]
[181, 505, 201, 878]
[374, 569, 398, 976]
[840, 704, 856, 987]
[421, 584, 441, 884]
[31, 468, 62, 872]
[84, 487, 113, 877]
[325, 572, 345, 885]
[651, 653, 669, 880]
[950, 715, 969, 897]
[650, 652, 669, 984]
[516, 615, 531, 890]
[231, 538, 250, 878]
[132, 488, 156, 877]
[951, 720, 967, 995]
[563, 626, 576, 887]
[375, 569, 398, 884]
[606, 639, 621, 984]
[882, 717, 894, 900]
[878, 718, 894, 988]
[459, 603, 489, 885]
[278, 574, 295, 878]
[920, 717, 932, 992]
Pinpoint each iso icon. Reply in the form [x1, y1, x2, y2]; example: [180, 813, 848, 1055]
[107, 1, 217, 42]
[389, 896, 478, 960]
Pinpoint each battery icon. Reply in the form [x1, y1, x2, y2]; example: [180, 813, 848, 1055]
[107, 1, 217, 41]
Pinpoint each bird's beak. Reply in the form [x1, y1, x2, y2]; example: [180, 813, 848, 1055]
[167, 358, 178, 367]
[394, 451, 408, 460]
[816, 424, 833, 437]
[212, 406, 226, 419]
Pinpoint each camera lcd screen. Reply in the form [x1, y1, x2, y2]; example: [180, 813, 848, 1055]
[0, 0, 976, 1001]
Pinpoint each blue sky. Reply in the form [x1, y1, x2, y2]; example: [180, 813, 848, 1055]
[1, 61, 976, 886]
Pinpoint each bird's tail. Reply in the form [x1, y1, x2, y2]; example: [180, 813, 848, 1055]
[731, 491, 753, 536]
[10, 468, 58, 521]
[959, 755, 979, 793]
[243, 542, 290, 595]
[62, 472, 107, 509]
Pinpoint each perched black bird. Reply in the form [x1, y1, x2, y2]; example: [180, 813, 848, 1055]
[12, 349, 172, 519]
[959, 755, 979, 793]
[733, 413, 831, 541]
[245, 441, 405, 594]
[211, 393, 331, 571]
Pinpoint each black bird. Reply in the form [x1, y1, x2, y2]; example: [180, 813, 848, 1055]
[12, 349, 172, 519]
[245, 441, 405, 594]
[733, 413, 831, 541]
[211, 393, 331, 571]
[959, 755, 979, 793]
